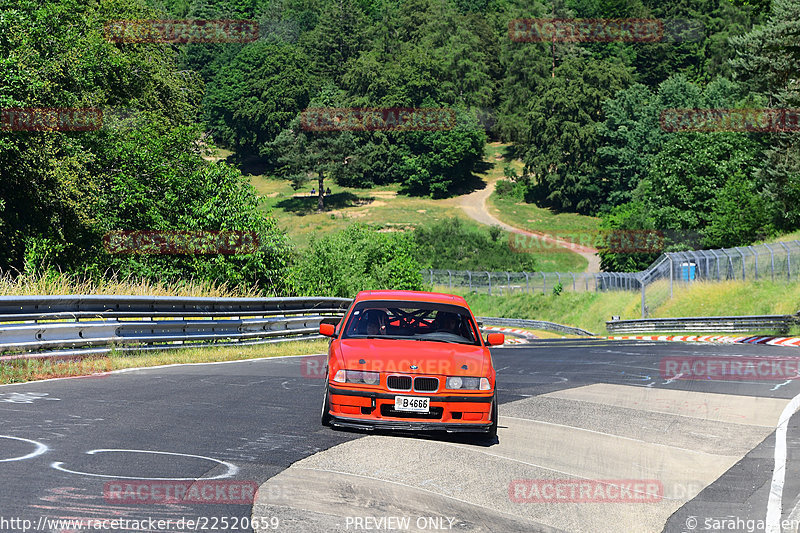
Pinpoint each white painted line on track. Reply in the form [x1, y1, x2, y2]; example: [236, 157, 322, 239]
[51, 449, 239, 480]
[0, 352, 326, 388]
[0, 435, 49, 462]
[766, 392, 800, 533]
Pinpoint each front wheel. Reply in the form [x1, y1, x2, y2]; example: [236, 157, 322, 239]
[321, 385, 332, 427]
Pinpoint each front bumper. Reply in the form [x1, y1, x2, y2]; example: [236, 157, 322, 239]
[329, 414, 492, 432]
[327, 384, 494, 432]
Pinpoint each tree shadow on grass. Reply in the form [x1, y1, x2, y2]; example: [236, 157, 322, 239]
[448, 168, 491, 196]
[275, 192, 374, 215]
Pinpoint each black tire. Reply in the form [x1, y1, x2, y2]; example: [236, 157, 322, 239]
[321, 385, 332, 427]
[487, 394, 498, 439]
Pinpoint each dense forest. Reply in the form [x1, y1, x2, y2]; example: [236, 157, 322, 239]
[1, 0, 797, 294]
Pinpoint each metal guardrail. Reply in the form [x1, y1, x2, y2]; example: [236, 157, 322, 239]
[606, 314, 800, 334]
[477, 316, 595, 336]
[0, 295, 352, 321]
[0, 296, 352, 357]
[0, 295, 599, 358]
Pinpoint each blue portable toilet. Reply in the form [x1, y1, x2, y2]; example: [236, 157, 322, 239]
[680, 262, 696, 281]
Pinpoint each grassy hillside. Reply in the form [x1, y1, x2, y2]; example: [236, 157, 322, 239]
[248, 143, 594, 272]
[460, 279, 800, 335]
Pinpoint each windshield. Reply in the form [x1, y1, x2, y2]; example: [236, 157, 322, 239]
[341, 300, 480, 346]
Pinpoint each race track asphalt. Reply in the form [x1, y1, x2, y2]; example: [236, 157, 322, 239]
[1, 339, 799, 533]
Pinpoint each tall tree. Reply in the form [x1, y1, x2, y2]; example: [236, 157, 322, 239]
[730, 0, 800, 231]
[519, 57, 632, 213]
[272, 116, 358, 211]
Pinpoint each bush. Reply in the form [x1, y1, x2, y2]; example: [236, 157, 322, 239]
[289, 224, 424, 297]
[414, 218, 536, 271]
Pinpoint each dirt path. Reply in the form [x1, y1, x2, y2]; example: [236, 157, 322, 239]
[458, 180, 602, 273]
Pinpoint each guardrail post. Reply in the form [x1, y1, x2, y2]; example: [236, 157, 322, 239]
[765, 243, 775, 281]
[780, 242, 791, 281]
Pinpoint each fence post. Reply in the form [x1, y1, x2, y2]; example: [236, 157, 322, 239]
[779, 242, 791, 281]
[430, 269, 434, 285]
[486, 271, 491, 295]
[468, 271, 472, 291]
[523, 271, 529, 292]
[765, 243, 775, 281]
[710, 250, 720, 281]
[570, 272, 575, 291]
[720, 249, 733, 279]
[507, 272, 511, 293]
[750, 246, 758, 279]
[585, 273, 589, 291]
[737, 248, 746, 280]
[447, 270, 452, 289]
[640, 276, 646, 318]
[669, 255, 673, 298]
[542, 272, 546, 294]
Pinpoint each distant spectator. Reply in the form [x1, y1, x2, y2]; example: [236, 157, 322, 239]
[311, 188, 316, 195]
[326, 187, 331, 196]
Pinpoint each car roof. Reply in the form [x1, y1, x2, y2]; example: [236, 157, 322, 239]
[354, 290, 468, 306]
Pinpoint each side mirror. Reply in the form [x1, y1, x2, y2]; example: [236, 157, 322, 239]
[486, 333, 504, 346]
[319, 323, 336, 337]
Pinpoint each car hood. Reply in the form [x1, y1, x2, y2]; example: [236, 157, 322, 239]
[337, 338, 487, 376]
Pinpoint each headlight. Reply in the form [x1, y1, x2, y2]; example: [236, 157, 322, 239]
[335, 370, 380, 385]
[445, 376, 492, 390]
[446, 376, 462, 389]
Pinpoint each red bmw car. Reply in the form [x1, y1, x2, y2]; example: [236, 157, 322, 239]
[318, 290, 504, 437]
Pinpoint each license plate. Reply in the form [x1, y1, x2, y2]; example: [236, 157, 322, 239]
[394, 396, 430, 413]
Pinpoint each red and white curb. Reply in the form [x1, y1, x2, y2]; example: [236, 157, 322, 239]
[607, 335, 800, 348]
[483, 326, 538, 344]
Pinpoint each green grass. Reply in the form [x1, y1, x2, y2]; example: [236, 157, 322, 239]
[487, 195, 601, 240]
[248, 142, 590, 273]
[0, 339, 329, 384]
[252, 176, 467, 249]
[458, 279, 800, 335]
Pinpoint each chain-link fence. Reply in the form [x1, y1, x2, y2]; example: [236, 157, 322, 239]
[424, 240, 800, 316]
[424, 269, 607, 295]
